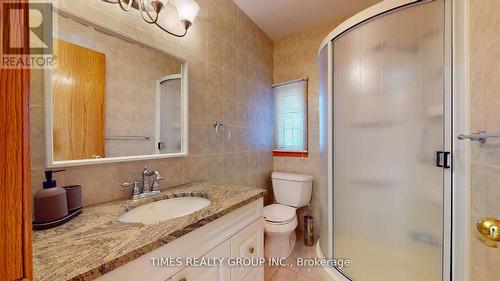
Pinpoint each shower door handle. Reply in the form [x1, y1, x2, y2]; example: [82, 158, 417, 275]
[436, 151, 451, 169]
[443, 152, 451, 169]
[436, 151, 443, 167]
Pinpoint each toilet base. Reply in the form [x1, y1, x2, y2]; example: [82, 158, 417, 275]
[264, 230, 296, 258]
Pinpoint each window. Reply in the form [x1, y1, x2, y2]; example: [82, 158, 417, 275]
[273, 79, 308, 157]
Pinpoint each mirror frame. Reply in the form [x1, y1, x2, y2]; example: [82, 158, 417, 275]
[44, 9, 189, 168]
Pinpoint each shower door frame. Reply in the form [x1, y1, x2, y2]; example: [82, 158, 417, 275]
[316, 0, 469, 280]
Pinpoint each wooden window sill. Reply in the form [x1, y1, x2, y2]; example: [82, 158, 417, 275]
[273, 151, 309, 157]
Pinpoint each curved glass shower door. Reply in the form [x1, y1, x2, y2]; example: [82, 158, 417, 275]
[332, 1, 445, 281]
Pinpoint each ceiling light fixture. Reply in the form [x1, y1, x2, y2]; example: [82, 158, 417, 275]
[104, 0, 199, 37]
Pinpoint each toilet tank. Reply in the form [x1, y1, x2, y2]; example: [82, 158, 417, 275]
[271, 172, 313, 208]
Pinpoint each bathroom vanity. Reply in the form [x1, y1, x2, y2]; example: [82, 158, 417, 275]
[32, 182, 265, 281]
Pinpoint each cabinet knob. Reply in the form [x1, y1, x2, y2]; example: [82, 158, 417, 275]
[249, 246, 255, 254]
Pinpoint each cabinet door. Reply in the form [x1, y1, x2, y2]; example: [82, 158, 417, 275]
[170, 240, 230, 281]
[230, 219, 264, 281]
[0, 1, 32, 280]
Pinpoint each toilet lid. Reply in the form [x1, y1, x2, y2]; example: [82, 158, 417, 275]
[263, 204, 296, 223]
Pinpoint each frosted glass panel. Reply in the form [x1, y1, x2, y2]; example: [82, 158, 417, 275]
[332, 1, 445, 281]
[159, 78, 182, 153]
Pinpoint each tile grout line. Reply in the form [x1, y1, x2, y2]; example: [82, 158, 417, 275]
[266, 267, 278, 281]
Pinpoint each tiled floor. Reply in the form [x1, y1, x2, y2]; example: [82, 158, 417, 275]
[264, 232, 328, 281]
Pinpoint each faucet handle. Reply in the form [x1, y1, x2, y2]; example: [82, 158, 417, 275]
[121, 181, 133, 187]
[150, 171, 164, 193]
[153, 171, 165, 182]
[122, 180, 141, 197]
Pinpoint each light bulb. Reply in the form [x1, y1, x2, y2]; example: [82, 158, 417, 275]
[172, 0, 199, 28]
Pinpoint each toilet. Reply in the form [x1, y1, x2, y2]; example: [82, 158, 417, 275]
[264, 172, 313, 258]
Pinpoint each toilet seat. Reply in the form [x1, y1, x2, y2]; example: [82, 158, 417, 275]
[264, 204, 296, 224]
[266, 219, 294, 226]
[263, 205, 298, 258]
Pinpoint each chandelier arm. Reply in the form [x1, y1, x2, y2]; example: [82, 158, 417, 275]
[139, 9, 158, 24]
[143, 2, 160, 23]
[154, 22, 188, 37]
[104, 0, 190, 38]
[118, 0, 133, 11]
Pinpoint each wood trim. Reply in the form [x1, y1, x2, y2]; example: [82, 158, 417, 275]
[272, 151, 309, 157]
[22, 60, 33, 281]
[0, 1, 32, 280]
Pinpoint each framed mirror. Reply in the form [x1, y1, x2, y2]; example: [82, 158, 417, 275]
[45, 10, 188, 167]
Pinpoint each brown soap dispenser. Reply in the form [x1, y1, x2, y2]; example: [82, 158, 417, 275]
[33, 170, 68, 223]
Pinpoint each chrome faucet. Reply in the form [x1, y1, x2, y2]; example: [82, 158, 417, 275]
[142, 166, 152, 195]
[121, 166, 165, 200]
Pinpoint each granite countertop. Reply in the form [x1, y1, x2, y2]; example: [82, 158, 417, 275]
[33, 181, 265, 281]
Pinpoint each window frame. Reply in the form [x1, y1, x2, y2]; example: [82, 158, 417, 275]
[272, 78, 309, 158]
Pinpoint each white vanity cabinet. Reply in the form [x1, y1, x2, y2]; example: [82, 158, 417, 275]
[97, 198, 264, 281]
[230, 219, 264, 281]
[170, 218, 264, 281]
[170, 240, 231, 281]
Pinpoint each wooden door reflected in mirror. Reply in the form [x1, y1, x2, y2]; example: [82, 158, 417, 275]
[52, 39, 105, 161]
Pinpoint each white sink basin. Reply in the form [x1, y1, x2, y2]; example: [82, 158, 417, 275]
[119, 197, 211, 225]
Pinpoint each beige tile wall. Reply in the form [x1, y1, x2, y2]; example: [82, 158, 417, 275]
[272, 19, 345, 236]
[469, 1, 500, 281]
[30, 0, 274, 207]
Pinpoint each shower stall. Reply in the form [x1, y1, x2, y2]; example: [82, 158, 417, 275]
[318, 1, 452, 281]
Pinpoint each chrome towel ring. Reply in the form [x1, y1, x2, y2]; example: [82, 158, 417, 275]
[213, 120, 231, 142]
